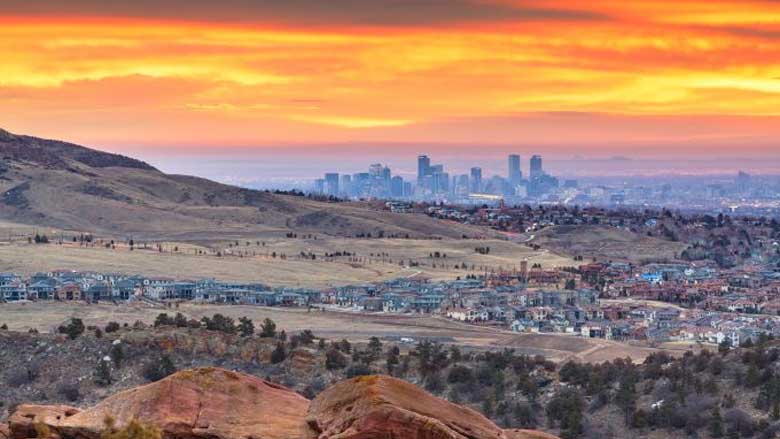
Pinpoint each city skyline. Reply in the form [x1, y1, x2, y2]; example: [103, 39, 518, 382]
[312, 153, 560, 202]
[306, 152, 777, 214]
[1, 0, 779, 157]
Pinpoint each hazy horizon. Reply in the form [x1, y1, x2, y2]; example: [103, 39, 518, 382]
[136, 148, 780, 188]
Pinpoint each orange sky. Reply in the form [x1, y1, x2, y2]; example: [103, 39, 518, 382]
[1, 0, 779, 154]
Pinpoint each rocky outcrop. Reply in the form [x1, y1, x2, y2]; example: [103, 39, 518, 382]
[304, 375, 508, 439]
[57, 368, 309, 439]
[7, 405, 80, 439]
[1, 423, 11, 439]
[12, 370, 557, 439]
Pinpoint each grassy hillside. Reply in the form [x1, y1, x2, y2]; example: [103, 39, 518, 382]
[533, 225, 687, 264]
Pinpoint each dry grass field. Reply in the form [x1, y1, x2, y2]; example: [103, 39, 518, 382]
[0, 236, 573, 287]
[0, 302, 700, 364]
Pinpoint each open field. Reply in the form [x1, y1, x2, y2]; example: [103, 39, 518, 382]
[0, 236, 573, 288]
[0, 302, 702, 363]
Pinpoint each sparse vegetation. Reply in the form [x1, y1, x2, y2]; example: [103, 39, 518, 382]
[142, 355, 177, 382]
[100, 416, 162, 439]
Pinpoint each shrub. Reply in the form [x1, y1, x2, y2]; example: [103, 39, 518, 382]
[57, 383, 81, 402]
[201, 314, 236, 334]
[513, 403, 537, 428]
[296, 329, 316, 345]
[110, 344, 124, 368]
[338, 339, 351, 353]
[154, 313, 174, 327]
[95, 359, 112, 386]
[270, 342, 286, 364]
[238, 317, 254, 337]
[60, 318, 85, 340]
[345, 364, 373, 378]
[425, 372, 445, 394]
[260, 318, 276, 338]
[143, 355, 177, 382]
[174, 313, 188, 328]
[100, 416, 162, 439]
[325, 348, 348, 370]
[447, 365, 474, 384]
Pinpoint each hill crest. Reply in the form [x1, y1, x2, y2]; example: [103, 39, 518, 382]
[0, 129, 156, 172]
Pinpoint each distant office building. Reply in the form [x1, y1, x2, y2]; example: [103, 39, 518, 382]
[455, 174, 469, 196]
[417, 155, 431, 184]
[438, 172, 450, 193]
[532, 174, 559, 197]
[340, 174, 352, 197]
[403, 182, 413, 197]
[390, 176, 404, 198]
[314, 178, 324, 194]
[508, 154, 522, 186]
[369, 163, 384, 177]
[470, 167, 482, 193]
[736, 171, 752, 193]
[423, 164, 445, 194]
[530, 155, 543, 180]
[324, 173, 339, 197]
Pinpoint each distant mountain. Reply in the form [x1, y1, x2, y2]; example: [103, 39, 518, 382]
[0, 129, 483, 240]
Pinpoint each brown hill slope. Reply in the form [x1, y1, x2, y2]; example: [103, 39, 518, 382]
[0, 129, 485, 240]
[533, 224, 686, 263]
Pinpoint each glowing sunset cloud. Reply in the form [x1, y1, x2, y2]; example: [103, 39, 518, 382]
[0, 0, 778, 154]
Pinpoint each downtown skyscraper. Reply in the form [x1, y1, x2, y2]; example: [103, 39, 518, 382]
[508, 154, 522, 186]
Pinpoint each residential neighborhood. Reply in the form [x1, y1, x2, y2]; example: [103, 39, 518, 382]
[4, 254, 780, 349]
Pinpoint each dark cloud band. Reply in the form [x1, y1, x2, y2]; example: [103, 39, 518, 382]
[0, 0, 606, 26]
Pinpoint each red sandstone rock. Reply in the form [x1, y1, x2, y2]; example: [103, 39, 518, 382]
[7, 405, 80, 439]
[8, 369, 558, 439]
[1, 423, 11, 439]
[56, 368, 310, 439]
[305, 375, 508, 439]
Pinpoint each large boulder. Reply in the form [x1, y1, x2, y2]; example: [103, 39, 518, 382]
[56, 368, 309, 439]
[304, 375, 507, 439]
[7, 405, 80, 439]
[1, 423, 11, 439]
